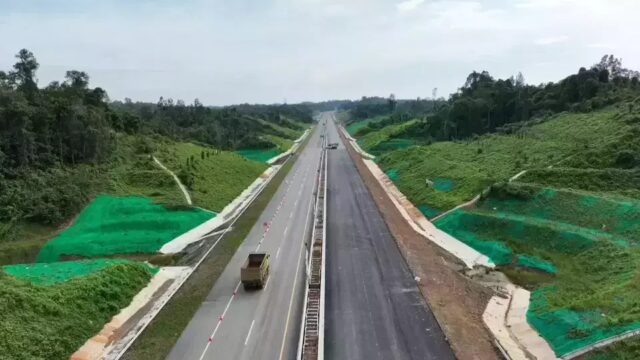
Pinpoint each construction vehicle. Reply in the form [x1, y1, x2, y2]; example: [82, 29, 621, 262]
[241, 253, 270, 290]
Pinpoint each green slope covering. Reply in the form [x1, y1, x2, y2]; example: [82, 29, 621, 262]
[346, 116, 385, 135]
[357, 119, 420, 152]
[156, 142, 268, 211]
[0, 262, 154, 360]
[264, 134, 294, 152]
[37, 196, 213, 262]
[585, 337, 640, 359]
[436, 183, 640, 356]
[236, 148, 281, 163]
[368, 138, 415, 155]
[518, 168, 640, 200]
[251, 116, 304, 140]
[109, 135, 186, 207]
[0, 222, 56, 266]
[377, 105, 640, 213]
[3, 259, 156, 286]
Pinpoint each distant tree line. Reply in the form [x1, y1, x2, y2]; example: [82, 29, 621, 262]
[112, 99, 311, 151]
[0, 49, 313, 228]
[340, 95, 443, 121]
[0, 49, 115, 175]
[410, 55, 640, 142]
[0, 48, 313, 176]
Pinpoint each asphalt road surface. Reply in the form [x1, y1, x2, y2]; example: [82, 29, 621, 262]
[167, 124, 324, 360]
[324, 114, 455, 360]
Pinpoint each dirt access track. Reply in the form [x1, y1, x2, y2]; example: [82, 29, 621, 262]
[337, 127, 500, 360]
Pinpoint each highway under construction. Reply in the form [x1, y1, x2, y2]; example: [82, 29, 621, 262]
[166, 113, 453, 360]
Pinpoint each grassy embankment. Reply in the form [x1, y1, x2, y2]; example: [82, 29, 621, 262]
[121, 126, 314, 360]
[0, 133, 283, 359]
[155, 142, 268, 211]
[365, 104, 640, 357]
[8, 136, 270, 263]
[376, 105, 640, 218]
[437, 179, 640, 356]
[356, 119, 419, 155]
[345, 115, 386, 135]
[0, 260, 156, 360]
[236, 118, 306, 163]
[37, 196, 214, 262]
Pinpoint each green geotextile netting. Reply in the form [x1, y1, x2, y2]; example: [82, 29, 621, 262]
[528, 288, 640, 356]
[369, 138, 415, 155]
[432, 178, 455, 192]
[37, 195, 214, 262]
[436, 188, 640, 357]
[517, 254, 556, 274]
[418, 204, 441, 219]
[481, 187, 640, 244]
[437, 208, 628, 255]
[2, 259, 158, 286]
[386, 169, 399, 182]
[236, 148, 281, 163]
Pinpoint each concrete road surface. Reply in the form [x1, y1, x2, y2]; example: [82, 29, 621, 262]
[324, 114, 455, 360]
[167, 124, 324, 360]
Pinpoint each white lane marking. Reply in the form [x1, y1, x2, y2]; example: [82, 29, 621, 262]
[263, 275, 271, 291]
[278, 189, 315, 360]
[276, 247, 281, 259]
[244, 320, 256, 346]
[283, 225, 288, 236]
[198, 282, 242, 360]
[198, 133, 318, 360]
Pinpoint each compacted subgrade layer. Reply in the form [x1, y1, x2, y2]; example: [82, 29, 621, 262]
[334, 117, 500, 360]
[325, 117, 454, 360]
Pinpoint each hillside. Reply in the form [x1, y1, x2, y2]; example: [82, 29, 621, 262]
[155, 142, 268, 211]
[340, 58, 640, 357]
[0, 49, 313, 359]
[0, 50, 312, 265]
[375, 104, 640, 217]
[0, 260, 155, 359]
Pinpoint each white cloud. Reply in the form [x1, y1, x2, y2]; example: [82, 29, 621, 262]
[534, 35, 569, 45]
[1, 0, 639, 104]
[587, 43, 613, 49]
[396, 0, 425, 13]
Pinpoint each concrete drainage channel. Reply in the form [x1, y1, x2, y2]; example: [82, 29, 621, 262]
[298, 121, 328, 360]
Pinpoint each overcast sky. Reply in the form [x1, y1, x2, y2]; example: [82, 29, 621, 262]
[1, 0, 639, 105]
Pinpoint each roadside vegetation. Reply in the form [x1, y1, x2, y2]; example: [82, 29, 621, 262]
[436, 181, 640, 356]
[0, 48, 313, 359]
[155, 142, 268, 211]
[340, 56, 640, 357]
[346, 115, 386, 135]
[357, 119, 419, 154]
[121, 130, 312, 360]
[0, 261, 155, 360]
[37, 196, 214, 262]
[0, 49, 312, 261]
[376, 104, 640, 216]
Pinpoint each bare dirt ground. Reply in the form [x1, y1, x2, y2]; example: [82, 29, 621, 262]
[339, 129, 500, 360]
